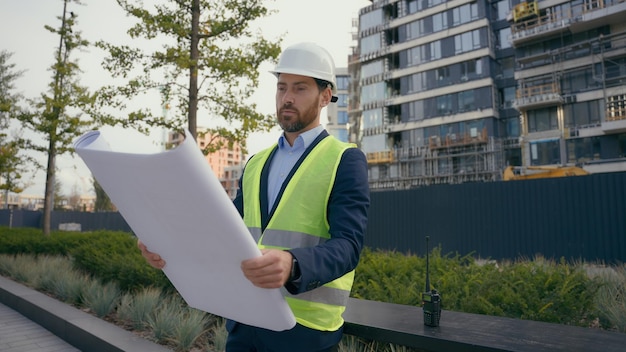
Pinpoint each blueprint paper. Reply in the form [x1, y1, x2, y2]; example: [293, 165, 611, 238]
[73, 130, 296, 331]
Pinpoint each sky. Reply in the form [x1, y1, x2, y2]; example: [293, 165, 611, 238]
[0, 0, 371, 196]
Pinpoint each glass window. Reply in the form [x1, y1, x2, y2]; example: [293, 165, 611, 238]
[404, 20, 423, 41]
[458, 91, 475, 111]
[497, 0, 511, 20]
[461, 59, 481, 77]
[401, 72, 426, 94]
[361, 82, 385, 105]
[436, 95, 453, 115]
[430, 41, 442, 60]
[506, 116, 520, 137]
[437, 66, 449, 81]
[412, 100, 424, 121]
[404, 46, 423, 67]
[455, 30, 481, 54]
[361, 134, 387, 153]
[527, 107, 558, 132]
[433, 12, 448, 32]
[501, 86, 516, 108]
[336, 129, 348, 142]
[361, 34, 381, 55]
[337, 94, 348, 107]
[337, 111, 348, 124]
[359, 8, 383, 32]
[407, 0, 419, 14]
[362, 109, 383, 129]
[361, 61, 384, 80]
[498, 27, 512, 49]
[566, 137, 600, 163]
[460, 3, 472, 23]
[499, 57, 514, 78]
[530, 140, 561, 165]
[336, 76, 349, 90]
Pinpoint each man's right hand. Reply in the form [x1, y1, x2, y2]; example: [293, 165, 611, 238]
[137, 239, 166, 269]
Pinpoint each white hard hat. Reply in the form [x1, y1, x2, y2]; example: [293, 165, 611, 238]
[270, 42, 338, 103]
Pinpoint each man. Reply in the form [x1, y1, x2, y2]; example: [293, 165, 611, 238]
[139, 42, 370, 351]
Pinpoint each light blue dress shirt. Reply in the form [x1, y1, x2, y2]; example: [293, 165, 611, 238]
[267, 124, 325, 210]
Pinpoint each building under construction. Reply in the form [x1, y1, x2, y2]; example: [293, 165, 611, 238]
[352, 0, 626, 191]
[510, 0, 626, 174]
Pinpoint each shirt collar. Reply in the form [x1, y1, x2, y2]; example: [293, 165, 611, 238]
[277, 124, 324, 150]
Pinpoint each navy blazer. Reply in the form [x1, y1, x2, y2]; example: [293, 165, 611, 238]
[233, 131, 370, 295]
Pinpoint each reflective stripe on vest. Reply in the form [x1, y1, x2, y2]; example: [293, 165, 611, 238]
[280, 283, 350, 307]
[242, 135, 356, 331]
[248, 228, 328, 248]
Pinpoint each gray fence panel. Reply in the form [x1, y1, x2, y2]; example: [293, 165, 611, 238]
[366, 172, 626, 263]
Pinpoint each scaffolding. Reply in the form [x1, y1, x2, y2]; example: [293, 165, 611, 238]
[368, 129, 503, 190]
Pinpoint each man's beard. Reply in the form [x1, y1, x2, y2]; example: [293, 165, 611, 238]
[277, 102, 318, 133]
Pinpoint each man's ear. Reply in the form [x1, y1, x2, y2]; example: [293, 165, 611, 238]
[320, 88, 332, 107]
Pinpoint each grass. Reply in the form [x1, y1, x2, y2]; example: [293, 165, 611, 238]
[117, 287, 162, 330]
[206, 318, 228, 352]
[82, 279, 120, 318]
[587, 265, 626, 332]
[148, 295, 185, 343]
[172, 307, 211, 351]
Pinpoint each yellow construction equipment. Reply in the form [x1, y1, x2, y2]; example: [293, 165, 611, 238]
[503, 166, 589, 181]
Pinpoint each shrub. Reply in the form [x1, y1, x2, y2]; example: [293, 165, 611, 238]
[70, 231, 171, 292]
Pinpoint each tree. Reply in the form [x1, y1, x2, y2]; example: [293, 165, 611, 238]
[95, 0, 282, 152]
[53, 178, 67, 211]
[15, 0, 95, 234]
[93, 178, 115, 212]
[0, 51, 34, 208]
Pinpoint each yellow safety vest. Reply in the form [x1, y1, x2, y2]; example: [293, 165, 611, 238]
[242, 136, 355, 331]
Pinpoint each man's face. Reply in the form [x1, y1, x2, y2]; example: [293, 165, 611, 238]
[275, 73, 328, 133]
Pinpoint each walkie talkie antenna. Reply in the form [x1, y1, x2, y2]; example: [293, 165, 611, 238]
[425, 236, 430, 292]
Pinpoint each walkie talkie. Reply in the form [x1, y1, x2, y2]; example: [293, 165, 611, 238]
[422, 236, 441, 327]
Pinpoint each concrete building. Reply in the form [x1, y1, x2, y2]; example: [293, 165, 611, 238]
[510, 0, 626, 173]
[353, 0, 626, 190]
[327, 67, 351, 142]
[356, 0, 506, 190]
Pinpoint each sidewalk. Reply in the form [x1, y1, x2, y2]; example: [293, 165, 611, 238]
[0, 276, 171, 352]
[0, 302, 79, 352]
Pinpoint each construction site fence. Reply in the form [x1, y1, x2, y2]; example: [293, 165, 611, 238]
[365, 171, 626, 264]
[2, 171, 625, 264]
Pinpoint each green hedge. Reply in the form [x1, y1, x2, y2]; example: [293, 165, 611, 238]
[0, 227, 170, 292]
[353, 247, 599, 327]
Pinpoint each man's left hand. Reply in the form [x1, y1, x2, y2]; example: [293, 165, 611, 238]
[241, 249, 293, 289]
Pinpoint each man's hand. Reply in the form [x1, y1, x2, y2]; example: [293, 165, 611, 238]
[137, 239, 166, 269]
[241, 249, 293, 289]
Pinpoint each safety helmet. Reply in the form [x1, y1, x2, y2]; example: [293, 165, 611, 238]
[270, 42, 338, 103]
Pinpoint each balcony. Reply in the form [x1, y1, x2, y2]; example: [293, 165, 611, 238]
[510, 0, 626, 46]
[513, 83, 562, 111]
[603, 105, 626, 133]
[511, 16, 570, 47]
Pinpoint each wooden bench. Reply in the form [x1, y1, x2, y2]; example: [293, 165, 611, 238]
[343, 298, 626, 351]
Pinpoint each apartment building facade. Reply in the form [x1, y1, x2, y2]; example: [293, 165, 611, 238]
[510, 0, 626, 173]
[326, 67, 351, 142]
[353, 0, 626, 190]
